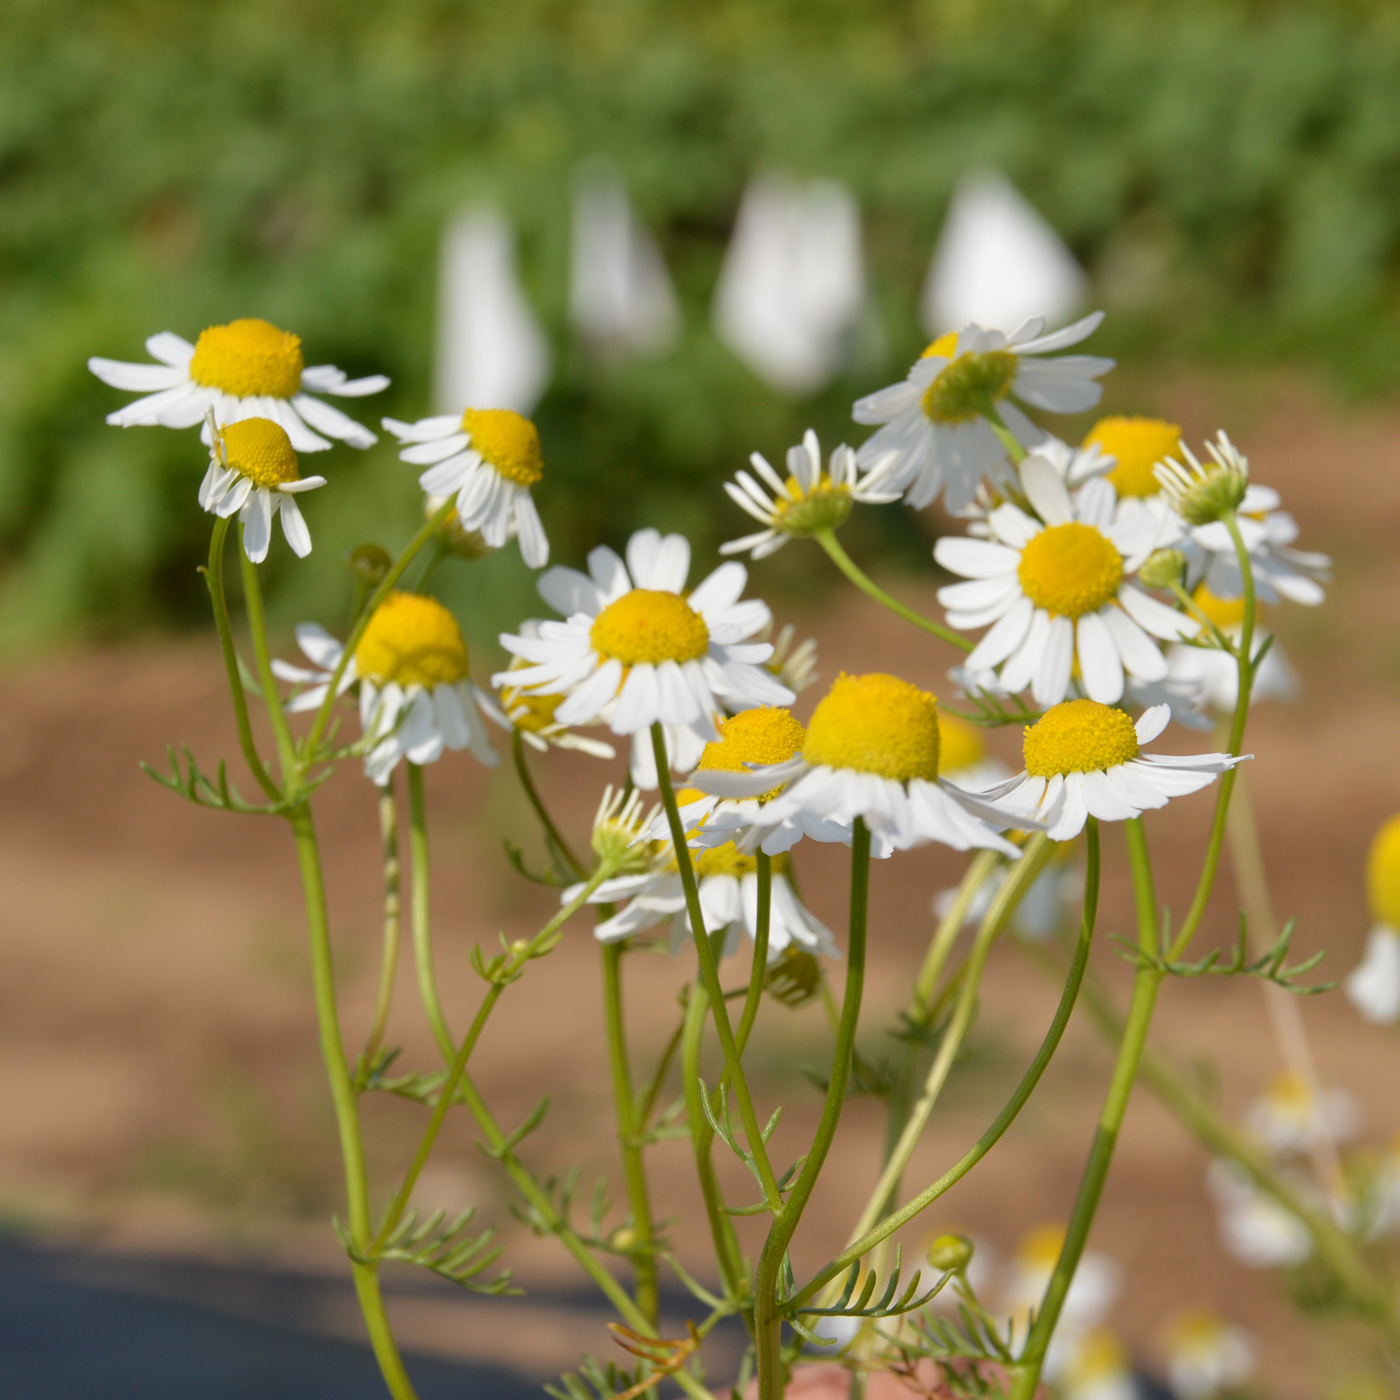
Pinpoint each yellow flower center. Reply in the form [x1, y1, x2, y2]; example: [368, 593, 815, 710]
[590, 590, 709, 666]
[1017, 1223, 1067, 1270]
[188, 318, 304, 398]
[1262, 1070, 1312, 1114]
[219, 417, 300, 487]
[919, 331, 960, 360]
[1192, 581, 1248, 633]
[1083, 416, 1182, 498]
[1168, 1311, 1229, 1354]
[922, 349, 1017, 425]
[804, 673, 940, 783]
[1067, 1330, 1129, 1384]
[502, 684, 564, 734]
[354, 591, 469, 688]
[1023, 699, 1139, 778]
[461, 407, 544, 486]
[1367, 814, 1400, 927]
[698, 706, 807, 803]
[770, 474, 852, 535]
[692, 842, 792, 880]
[936, 711, 987, 777]
[1018, 522, 1123, 618]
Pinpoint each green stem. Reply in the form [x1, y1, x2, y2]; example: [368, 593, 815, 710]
[1010, 818, 1159, 1400]
[239, 534, 298, 787]
[734, 852, 772, 1061]
[407, 762, 455, 1062]
[651, 723, 782, 1210]
[980, 402, 1028, 465]
[755, 820, 872, 1400]
[359, 781, 402, 1076]
[602, 940, 660, 1326]
[513, 729, 586, 879]
[910, 849, 1003, 1018]
[813, 528, 972, 653]
[789, 825, 1098, 1311]
[204, 518, 279, 800]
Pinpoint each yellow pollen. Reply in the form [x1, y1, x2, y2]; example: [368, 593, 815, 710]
[590, 590, 709, 666]
[354, 591, 469, 689]
[219, 417, 300, 488]
[1018, 1223, 1067, 1269]
[1024, 700, 1139, 779]
[503, 685, 564, 734]
[919, 331, 960, 360]
[936, 711, 987, 777]
[698, 706, 807, 803]
[1084, 416, 1183, 498]
[921, 349, 1017, 424]
[1018, 522, 1123, 618]
[1367, 814, 1400, 927]
[189, 318, 304, 398]
[804, 673, 940, 783]
[461, 408, 544, 486]
[1192, 582, 1248, 633]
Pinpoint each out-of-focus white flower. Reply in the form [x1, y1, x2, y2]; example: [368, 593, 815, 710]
[1165, 584, 1299, 714]
[934, 840, 1083, 943]
[1061, 1328, 1139, 1400]
[1206, 1160, 1313, 1268]
[1165, 1311, 1254, 1400]
[1244, 1071, 1359, 1156]
[1347, 815, 1400, 1025]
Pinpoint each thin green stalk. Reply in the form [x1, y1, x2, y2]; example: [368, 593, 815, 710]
[651, 723, 782, 1210]
[513, 729, 586, 878]
[603, 940, 660, 1326]
[813, 528, 972, 652]
[734, 852, 772, 1062]
[754, 820, 872, 1400]
[204, 518, 279, 800]
[238, 534, 298, 786]
[407, 762, 455, 1062]
[1010, 818, 1160, 1400]
[360, 781, 402, 1075]
[980, 403, 1028, 466]
[910, 849, 1003, 1019]
[789, 825, 1099, 1311]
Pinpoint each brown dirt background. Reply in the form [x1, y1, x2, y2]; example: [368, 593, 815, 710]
[1, 372, 1398, 1396]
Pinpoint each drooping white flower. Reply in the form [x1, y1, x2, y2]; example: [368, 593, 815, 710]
[90, 318, 386, 449]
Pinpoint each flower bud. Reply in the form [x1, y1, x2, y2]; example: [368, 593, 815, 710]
[763, 946, 822, 1007]
[347, 543, 392, 586]
[1138, 548, 1187, 590]
[927, 1233, 974, 1273]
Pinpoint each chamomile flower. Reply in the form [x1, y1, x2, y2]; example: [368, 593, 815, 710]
[384, 407, 549, 568]
[89, 318, 387, 449]
[198, 416, 327, 563]
[686, 673, 1025, 856]
[1165, 1312, 1254, 1400]
[983, 701, 1242, 843]
[477, 621, 616, 759]
[1345, 815, 1400, 1025]
[762, 622, 819, 697]
[935, 456, 1192, 707]
[272, 592, 497, 785]
[1206, 1160, 1312, 1268]
[933, 838, 1081, 943]
[1164, 584, 1299, 713]
[852, 313, 1114, 514]
[935, 710, 1009, 793]
[495, 529, 793, 743]
[720, 429, 900, 559]
[1061, 1329, 1138, 1400]
[1244, 1071, 1359, 1156]
[1083, 416, 1184, 501]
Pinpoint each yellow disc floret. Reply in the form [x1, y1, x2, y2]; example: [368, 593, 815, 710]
[1018, 523, 1123, 618]
[698, 706, 806, 803]
[691, 842, 790, 880]
[219, 417, 300, 488]
[770, 474, 852, 535]
[590, 591, 709, 666]
[1083, 416, 1182, 499]
[1367, 814, 1400, 927]
[804, 673, 941, 783]
[1192, 582, 1248, 633]
[502, 684, 565, 734]
[936, 711, 987, 777]
[461, 408, 544, 486]
[189, 318, 305, 398]
[355, 591, 470, 689]
[919, 331, 960, 360]
[1023, 699, 1139, 778]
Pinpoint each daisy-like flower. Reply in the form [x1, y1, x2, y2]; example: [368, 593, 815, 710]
[686, 673, 1026, 857]
[935, 710, 1009, 793]
[852, 313, 1114, 514]
[1082, 416, 1184, 501]
[1346, 814, 1400, 1025]
[495, 529, 793, 745]
[1060, 1329, 1137, 1400]
[1206, 1161, 1312, 1268]
[1244, 1071, 1359, 1156]
[720, 429, 900, 560]
[984, 701, 1242, 843]
[384, 407, 549, 568]
[272, 591, 497, 785]
[1165, 584, 1299, 714]
[89, 318, 387, 449]
[935, 456, 1193, 707]
[1165, 1312, 1253, 1400]
[199, 416, 327, 563]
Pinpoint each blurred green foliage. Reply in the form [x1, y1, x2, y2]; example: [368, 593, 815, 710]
[2, 0, 1400, 643]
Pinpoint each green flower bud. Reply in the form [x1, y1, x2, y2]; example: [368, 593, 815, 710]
[764, 946, 822, 1008]
[1155, 433, 1250, 527]
[1138, 548, 1187, 590]
[347, 542, 392, 586]
[927, 1233, 974, 1273]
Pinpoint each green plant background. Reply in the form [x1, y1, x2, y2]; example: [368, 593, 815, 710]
[3, 0, 1399, 646]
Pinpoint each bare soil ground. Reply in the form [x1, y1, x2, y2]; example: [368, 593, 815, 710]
[0, 373, 1397, 1397]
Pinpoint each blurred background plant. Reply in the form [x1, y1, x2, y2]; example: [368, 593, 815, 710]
[7, 0, 1400, 648]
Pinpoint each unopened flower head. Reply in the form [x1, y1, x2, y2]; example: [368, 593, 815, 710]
[1138, 547, 1187, 591]
[1345, 815, 1400, 1024]
[89, 318, 387, 449]
[1165, 1311, 1254, 1400]
[1083, 416, 1183, 499]
[721, 430, 900, 560]
[199, 414, 327, 562]
[852, 313, 1114, 514]
[1155, 432, 1249, 527]
[385, 407, 549, 567]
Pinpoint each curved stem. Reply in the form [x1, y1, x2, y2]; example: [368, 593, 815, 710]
[407, 762, 454, 1062]
[603, 941, 660, 1326]
[204, 518, 279, 800]
[513, 729, 586, 879]
[790, 825, 1098, 1311]
[813, 528, 972, 653]
[360, 781, 402, 1075]
[238, 535, 298, 788]
[755, 820, 872, 1400]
